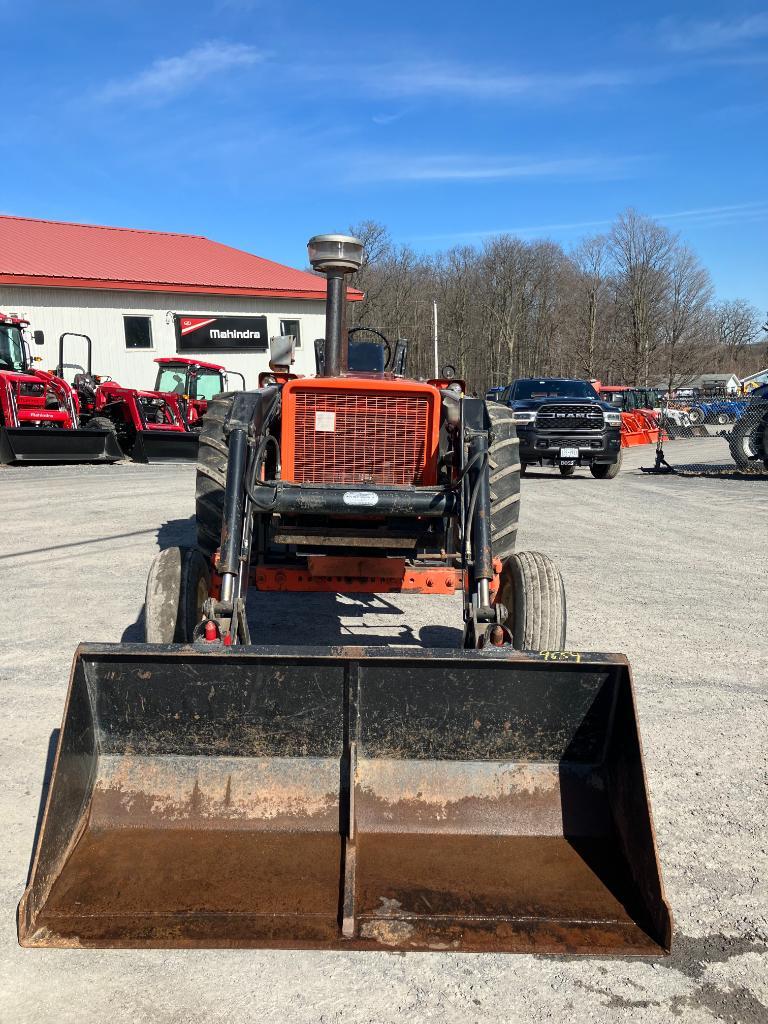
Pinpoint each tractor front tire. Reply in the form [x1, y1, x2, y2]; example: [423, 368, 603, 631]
[498, 551, 566, 651]
[486, 402, 521, 561]
[144, 545, 210, 643]
[88, 415, 118, 435]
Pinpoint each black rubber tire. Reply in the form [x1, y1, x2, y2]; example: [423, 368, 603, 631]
[144, 545, 211, 643]
[498, 551, 566, 651]
[728, 410, 764, 468]
[486, 402, 521, 561]
[716, 412, 729, 426]
[195, 392, 236, 558]
[559, 464, 575, 477]
[520, 462, 528, 476]
[88, 415, 118, 434]
[591, 452, 622, 479]
[688, 408, 704, 425]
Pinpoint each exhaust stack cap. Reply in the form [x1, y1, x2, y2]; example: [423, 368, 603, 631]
[308, 234, 363, 274]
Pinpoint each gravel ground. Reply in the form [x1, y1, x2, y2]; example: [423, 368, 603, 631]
[1, 439, 767, 1024]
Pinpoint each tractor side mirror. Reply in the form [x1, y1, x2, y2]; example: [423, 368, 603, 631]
[33, 330, 45, 345]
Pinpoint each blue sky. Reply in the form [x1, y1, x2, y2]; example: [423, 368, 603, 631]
[2, 1, 766, 311]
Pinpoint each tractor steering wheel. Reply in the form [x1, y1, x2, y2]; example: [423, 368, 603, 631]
[348, 326, 392, 368]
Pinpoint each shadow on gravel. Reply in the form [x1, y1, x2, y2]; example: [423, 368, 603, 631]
[553, 932, 768, 1024]
[121, 518, 465, 648]
[24, 729, 59, 886]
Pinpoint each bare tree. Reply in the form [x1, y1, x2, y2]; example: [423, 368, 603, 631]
[568, 234, 609, 378]
[658, 245, 714, 389]
[609, 210, 675, 385]
[711, 299, 763, 371]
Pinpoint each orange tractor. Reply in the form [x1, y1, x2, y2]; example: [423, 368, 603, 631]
[21, 235, 670, 955]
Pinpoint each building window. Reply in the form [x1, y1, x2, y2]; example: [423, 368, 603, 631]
[280, 319, 301, 348]
[124, 315, 153, 349]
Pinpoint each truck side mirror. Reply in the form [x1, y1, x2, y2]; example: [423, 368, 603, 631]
[33, 330, 45, 345]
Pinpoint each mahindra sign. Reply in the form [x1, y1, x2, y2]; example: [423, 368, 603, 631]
[174, 314, 269, 352]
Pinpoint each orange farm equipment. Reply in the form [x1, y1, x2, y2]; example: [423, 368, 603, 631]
[21, 235, 670, 956]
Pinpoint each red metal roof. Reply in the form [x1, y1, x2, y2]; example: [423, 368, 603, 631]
[0, 215, 363, 301]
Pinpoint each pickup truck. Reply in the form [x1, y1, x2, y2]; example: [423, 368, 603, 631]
[491, 377, 623, 477]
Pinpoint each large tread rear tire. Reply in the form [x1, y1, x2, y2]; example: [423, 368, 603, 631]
[486, 402, 520, 561]
[144, 545, 210, 643]
[195, 393, 235, 558]
[498, 551, 566, 651]
[728, 410, 764, 468]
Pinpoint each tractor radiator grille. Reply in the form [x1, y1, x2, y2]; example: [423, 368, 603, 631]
[290, 390, 431, 485]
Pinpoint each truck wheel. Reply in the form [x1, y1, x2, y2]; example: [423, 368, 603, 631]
[559, 465, 575, 477]
[144, 546, 210, 643]
[498, 551, 566, 651]
[486, 402, 520, 561]
[591, 452, 622, 479]
[195, 393, 236, 558]
[728, 413, 763, 468]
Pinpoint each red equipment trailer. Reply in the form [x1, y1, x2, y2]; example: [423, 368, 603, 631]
[0, 316, 122, 465]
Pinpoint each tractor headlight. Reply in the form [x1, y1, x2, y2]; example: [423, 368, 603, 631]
[604, 411, 622, 426]
[511, 411, 536, 425]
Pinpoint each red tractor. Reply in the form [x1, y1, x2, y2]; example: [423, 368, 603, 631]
[0, 315, 121, 464]
[59, 336, 244, 463]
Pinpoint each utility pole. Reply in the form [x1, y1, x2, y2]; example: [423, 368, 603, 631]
[433, 299, 439, 377]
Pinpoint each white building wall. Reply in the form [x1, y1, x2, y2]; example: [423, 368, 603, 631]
[2, 286, 326, 390]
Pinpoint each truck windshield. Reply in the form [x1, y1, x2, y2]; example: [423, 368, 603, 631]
[513, 380, 599, 400]
[0, 326, 25, 372]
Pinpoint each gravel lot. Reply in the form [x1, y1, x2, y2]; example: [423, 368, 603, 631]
[1, 439, 767, 1024]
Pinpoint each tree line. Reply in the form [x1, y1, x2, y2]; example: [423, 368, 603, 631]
[345, 211, 767, 394]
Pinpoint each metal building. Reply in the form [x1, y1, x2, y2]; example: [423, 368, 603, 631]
[0, 214, 356, 389]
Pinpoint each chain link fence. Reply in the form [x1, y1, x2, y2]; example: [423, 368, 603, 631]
[642, 388, 768, 477]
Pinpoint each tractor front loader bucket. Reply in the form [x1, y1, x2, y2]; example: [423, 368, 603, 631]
[0, 427, 123, 465]
[131, 430, 199, 463]
[19, 645, 671, 954]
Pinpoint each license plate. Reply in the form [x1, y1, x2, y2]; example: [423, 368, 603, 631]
[560, 447, 579, 459]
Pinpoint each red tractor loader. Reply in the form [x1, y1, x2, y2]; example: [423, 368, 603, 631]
[59, 336, 244, 463]
[20, 235, 670, 956]
[0, 316, 122, 465]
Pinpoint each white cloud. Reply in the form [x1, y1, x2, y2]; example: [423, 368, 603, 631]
[408, 201, 768, 243]
[98, 42, 263, 104]
[345, 60, 641, 102]
[345, 153, 639, 184]
[660, 13, 768, 52]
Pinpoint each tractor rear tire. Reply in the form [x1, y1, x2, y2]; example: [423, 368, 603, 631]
[728, 411, 764, 468]
[144, 545, 210, 643]
[486, 402, 520, 561]
[498, 551, 566, 651]
[591, 453, 622, 479]
[195, 393, 236, 558]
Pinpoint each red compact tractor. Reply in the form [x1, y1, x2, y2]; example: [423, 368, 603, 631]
[59, 335, 244, 463]
[0, 315, 122, 464]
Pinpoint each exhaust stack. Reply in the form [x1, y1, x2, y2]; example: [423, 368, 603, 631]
[307, 234, 363, 377]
